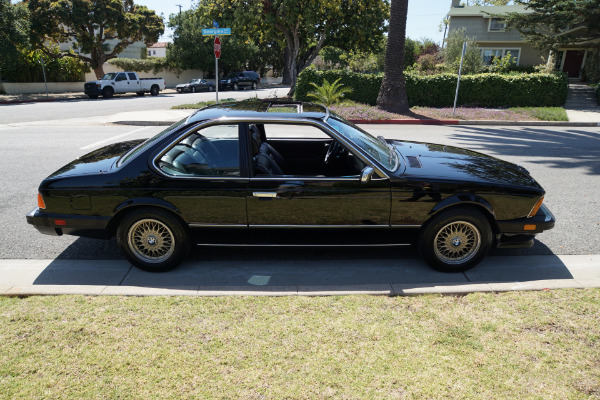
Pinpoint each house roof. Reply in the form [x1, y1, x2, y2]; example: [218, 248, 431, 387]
[148, 42, 169, 48]
[448, 4, 532, 17]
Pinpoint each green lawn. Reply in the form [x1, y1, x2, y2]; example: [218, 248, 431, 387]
[1, 290, 599, 399]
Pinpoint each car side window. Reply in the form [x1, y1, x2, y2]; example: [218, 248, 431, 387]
[116, 73, 126, 81]
[127, 73, 137, 80]
[158, 124, 240, 177]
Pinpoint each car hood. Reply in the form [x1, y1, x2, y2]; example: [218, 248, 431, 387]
[176, 83, 188, 87]
[46, 139, 145, 179]
[392, 140, 541, 189]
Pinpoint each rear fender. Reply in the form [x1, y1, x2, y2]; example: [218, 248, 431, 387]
[107, 197, 183, 235]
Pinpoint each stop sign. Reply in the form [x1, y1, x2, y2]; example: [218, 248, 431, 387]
[214, 36, 221, 59]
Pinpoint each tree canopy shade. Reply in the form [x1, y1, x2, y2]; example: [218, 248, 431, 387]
[198, 0, 389, 95]
[28, 0, 164, 78]
[376, 0, 409, 113]
[503, 0, 600, 50]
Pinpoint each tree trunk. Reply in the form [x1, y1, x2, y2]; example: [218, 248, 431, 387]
[281, 46, 292, 86]
[376, 0, 409, 114]
[93, 64, 105, 79]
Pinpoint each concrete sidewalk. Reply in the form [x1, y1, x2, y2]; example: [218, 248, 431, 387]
[2, 90, 599, 126]
[1, 255, 599, 297]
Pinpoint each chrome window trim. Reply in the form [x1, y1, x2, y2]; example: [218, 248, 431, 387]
[151, 116, 392, 181]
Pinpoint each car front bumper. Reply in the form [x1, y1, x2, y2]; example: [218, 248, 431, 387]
[495, 204, 555, 248]
[27, 208, 111, 239]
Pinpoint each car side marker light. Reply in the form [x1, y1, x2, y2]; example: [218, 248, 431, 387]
[54, 219, 67, 226]
[37, 193, 46, 209]
[524, 224, 537, 231]
[528, 196, 544, 218]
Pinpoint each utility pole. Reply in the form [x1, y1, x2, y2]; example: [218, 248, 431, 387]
[176, 4, 182, 17]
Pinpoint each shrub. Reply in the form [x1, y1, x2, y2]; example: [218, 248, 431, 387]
[307, 78, 352, 106]
[0, 48, 89, 82]
[108, 57, 175, 74]
[295, 68, 568, 107]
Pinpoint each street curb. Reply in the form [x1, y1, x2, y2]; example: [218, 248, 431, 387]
[112, 120, 174, 126]
[350, 119, 600, 127]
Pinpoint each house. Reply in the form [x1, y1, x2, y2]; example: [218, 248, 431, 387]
[447, 0, 594, 79]
[147, 42, 168, 58]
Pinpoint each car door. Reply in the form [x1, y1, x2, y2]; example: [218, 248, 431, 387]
[246, 122, 391, 227]
[153, 123, 249, 227]
[113, 73, 129, 93]
[127, 72, 141, 92]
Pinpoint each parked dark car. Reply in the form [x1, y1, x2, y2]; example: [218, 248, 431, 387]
[176, 79, 215, 93]
[27, 100, 555, 272]
[219, 71, 260, 90]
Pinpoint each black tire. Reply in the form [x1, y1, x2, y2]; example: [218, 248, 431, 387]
[136, 91, 145, 96]
[102, 86, 114, 99]
[418, 207, 492, 272]
[233, 83, 239, 91]
[191, 86, 196, 93]
[117, 208, 190, 272]
[252, 82, 257, 90]
[150, 85, 159, 96]
[208, 85, 214, 92]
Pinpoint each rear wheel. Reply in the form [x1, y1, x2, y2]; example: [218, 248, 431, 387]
[233, 83, 239, 91]
[102, 86, 114, 99]
[191, 86, 196, 93]
[150, 85, 159, 96]
[418, 207, 492, 272]
[117, 208, 190, 272]
[208, 85, 214, 92]
[252, 82, 257, 90]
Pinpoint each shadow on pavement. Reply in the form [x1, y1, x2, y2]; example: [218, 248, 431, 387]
[31, 237, 573, 293]
[452, 126, 600, 175]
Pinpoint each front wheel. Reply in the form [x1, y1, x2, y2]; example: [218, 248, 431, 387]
[418, 207, 492, 272]
[117, 208, 190, 272]
[102, 86, 114, 99]
[150, 85, 159, 96]
[208, 85, 214, 92]
[191, 86, 196, 93]
[252, 82, 257, 90]
[233, 83, 239, 91]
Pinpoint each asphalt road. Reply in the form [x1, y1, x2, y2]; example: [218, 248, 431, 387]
[0, 87, 289, 124]
[1, 112, 599, 263]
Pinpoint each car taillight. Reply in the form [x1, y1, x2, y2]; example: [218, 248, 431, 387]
[528, 196, 544, 218]
[37, 193, 46, 209]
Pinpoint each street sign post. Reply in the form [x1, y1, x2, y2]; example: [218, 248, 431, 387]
[202, 26, 231, 103]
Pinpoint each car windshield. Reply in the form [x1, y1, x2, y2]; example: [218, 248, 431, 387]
[118, 118, 188, 166]
[327, 114, 399, 172]
[223, 73, 238, 79]
[100, 73, 117, 80]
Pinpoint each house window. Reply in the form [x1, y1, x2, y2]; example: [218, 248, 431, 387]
[488, 18, 507, 32]
[481, 48, 520, 65]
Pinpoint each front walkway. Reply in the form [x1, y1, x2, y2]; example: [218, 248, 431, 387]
[564, 81, 600, 122]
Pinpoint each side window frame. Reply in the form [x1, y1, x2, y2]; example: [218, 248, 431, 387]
[151, 122, 247, 179]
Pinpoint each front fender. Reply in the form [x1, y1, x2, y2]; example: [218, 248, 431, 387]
[430, 194, 495, 218]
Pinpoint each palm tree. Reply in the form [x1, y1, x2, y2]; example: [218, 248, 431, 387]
[376, 0, 409, 113]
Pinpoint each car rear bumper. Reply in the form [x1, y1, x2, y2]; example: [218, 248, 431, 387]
[26, 208, 111, 239]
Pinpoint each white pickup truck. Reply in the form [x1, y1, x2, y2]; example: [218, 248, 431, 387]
[84, 71, 165, 99]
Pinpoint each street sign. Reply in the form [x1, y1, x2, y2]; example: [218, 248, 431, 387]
[202, 28, 231, 36]
[214, 36, 221, 59]
[213, 20, 219, 28]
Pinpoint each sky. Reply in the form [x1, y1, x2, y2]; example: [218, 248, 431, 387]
[135, 0, 451, 45]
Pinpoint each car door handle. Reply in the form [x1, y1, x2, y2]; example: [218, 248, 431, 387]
[253, 192, 278, 198]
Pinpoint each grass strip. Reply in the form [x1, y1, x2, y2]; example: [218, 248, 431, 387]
[1, 290, 599, 399]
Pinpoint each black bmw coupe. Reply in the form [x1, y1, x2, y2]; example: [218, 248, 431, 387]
[27, 100, 555, 272]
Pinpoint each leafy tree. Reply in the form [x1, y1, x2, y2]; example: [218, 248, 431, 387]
[0, 0, 30, 77]
[502, 0, 600, 51]
[200, 0, 389, 95]
[377, 0, 409, 113]
[28, 0, 164, 79]
[167, 9, 283, 79]
[442, 28, 483, 74]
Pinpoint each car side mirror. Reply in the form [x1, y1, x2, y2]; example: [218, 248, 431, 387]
[360, 166, 375, 184]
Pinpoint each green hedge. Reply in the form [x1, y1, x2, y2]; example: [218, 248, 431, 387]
[295, 68, 568, 107]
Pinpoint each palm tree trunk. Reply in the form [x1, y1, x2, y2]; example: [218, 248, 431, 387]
[376, 0, 409, 113]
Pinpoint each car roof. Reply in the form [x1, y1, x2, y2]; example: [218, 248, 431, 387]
[186, 100, 330, 125]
